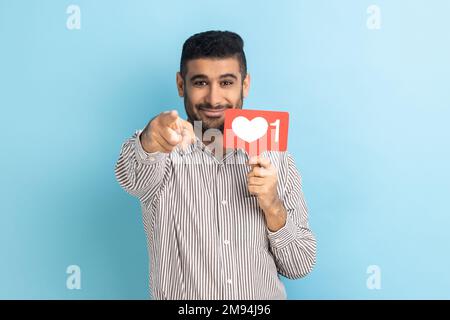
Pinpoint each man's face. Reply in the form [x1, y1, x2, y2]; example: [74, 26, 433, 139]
[177, 57, 250, 132]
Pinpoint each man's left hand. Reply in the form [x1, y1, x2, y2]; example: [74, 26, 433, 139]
[247, 156, 287, 232]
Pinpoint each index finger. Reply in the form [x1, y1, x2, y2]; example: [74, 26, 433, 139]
[158, 110, 179, 127]
[248, 156, 271, 169]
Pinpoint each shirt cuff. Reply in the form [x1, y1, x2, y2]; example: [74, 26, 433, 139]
[134, 130, 167, 165]
[267, 215, 297, 250]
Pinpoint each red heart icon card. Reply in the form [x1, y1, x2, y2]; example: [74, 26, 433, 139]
[223, 109, 289, 156]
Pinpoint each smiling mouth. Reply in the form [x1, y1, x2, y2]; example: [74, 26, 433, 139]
[199, 107, 226, 118]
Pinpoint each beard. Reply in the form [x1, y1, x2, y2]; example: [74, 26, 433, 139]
[184, 89, 244, 133]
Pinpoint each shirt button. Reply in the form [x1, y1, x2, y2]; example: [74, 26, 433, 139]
[149, 157, 155, 161]
[224, 240, 230, 245]
[221, 199, 227, 205]
[227, 279, 232, 285]
[274, 239, 281, 244]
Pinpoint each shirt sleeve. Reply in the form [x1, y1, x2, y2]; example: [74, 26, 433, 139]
[114, 130, 168, 202]
[266, 153, 317, 279]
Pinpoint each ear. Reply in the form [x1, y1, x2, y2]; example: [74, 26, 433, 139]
[242, 73, 251, 98]
[176, 72, 184, 97]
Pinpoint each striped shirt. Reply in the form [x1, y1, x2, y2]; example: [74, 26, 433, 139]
[114, 129, 316, 300]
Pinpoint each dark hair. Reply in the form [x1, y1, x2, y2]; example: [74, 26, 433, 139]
[180, 30, 247, 80]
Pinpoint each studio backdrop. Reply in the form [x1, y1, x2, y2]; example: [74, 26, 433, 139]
[1, 0, 449, 299]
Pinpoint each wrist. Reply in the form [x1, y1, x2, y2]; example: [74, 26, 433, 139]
[263, 198, 287, 232]
[140, 129, 154, 153]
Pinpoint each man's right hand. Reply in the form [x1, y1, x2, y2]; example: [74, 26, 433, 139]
[140, 110, 195, 153]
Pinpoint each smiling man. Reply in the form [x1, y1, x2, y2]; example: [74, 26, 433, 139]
[114, 31, 316, 299]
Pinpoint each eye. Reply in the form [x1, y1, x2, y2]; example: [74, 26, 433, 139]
[194, 80, 208, 87]
[220, 80, 234, 87]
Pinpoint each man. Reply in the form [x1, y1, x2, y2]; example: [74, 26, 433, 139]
[115, 31, 316, 299]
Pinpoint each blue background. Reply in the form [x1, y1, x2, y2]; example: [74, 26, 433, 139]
[1, 0, 449, 299]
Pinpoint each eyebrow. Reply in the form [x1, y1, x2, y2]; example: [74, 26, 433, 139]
[189, 74, 208, 82]
[219, 73, 238, 80]
[189, 73, 238, 82]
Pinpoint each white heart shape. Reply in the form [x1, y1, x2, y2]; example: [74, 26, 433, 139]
[231, 116, 268, 143]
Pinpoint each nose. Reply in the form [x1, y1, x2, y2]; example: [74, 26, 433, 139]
[205, 83, 223, 107]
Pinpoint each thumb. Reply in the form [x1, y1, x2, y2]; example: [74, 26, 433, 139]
[179, 120, 196, 149]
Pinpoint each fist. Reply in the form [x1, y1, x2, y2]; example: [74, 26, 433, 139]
[247, 156, 279, 212]
[140, 110, 195, 153]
